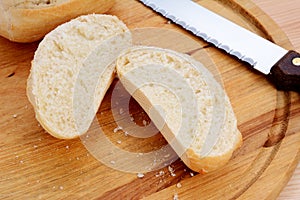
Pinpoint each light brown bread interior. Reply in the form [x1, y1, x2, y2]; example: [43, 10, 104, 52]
[26, 13, 241, 172]
[27, 14, 132, 139]
[116, 46, 242, 173]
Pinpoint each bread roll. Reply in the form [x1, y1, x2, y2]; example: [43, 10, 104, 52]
[0, 0, 115, 43]
[27, 14, 132, 139]
[116, 46, 242, 173]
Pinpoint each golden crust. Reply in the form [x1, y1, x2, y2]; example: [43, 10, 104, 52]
[184, 130, 243, 173]
[116, 46, 243, 173]
[0, 0, 115, 43]
[26, 70, 69, 139]
[25, 14, 130, 139]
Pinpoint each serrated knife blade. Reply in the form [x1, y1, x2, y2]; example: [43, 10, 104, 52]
[140, 0, 300, 91]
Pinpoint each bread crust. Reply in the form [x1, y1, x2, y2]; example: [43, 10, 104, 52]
[117, 74, 243, 173]
[27, 14, 132, 139]
[185, 131, 243, 173]
[116, 46, 243, 173]
[0, 0, 115, 43]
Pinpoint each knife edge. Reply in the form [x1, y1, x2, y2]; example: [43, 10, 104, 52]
[139, 0, 288, 74]
[140, 0, 300, 91]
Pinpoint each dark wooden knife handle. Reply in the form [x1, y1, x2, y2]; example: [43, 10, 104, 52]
[269, 50, 300, 92]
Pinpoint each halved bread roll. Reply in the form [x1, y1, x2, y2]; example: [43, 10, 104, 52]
[27, 14, 132, 139]
[116, 46, 242, 173]
[0, 0, 115, 42]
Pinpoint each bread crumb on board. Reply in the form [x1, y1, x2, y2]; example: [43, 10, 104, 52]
[110, 160, 116, 165]
[137, 173, 145, 178]
[142, 120, 147, 126]
[173, 193, 179, 200]
[155, 170, 165, 177]
[168, 166, 176, 177]
[176, 183, 182, 188]
[113, 126, 123, 133]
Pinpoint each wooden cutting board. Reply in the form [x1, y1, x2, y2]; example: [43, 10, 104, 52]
[1, 0, 300, 199]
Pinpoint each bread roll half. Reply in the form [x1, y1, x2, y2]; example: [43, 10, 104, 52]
[0, 0, 115, 42]
[116, 46, 242, 173]
[27, 14, 132, 139]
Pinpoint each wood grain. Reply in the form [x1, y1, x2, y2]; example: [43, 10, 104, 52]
[251, 1, 300, 199]
[0, 0, 299, 199]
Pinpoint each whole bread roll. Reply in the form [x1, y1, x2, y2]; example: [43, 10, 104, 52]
[116, 46, 242, 173]
[0, 0, 115, 43]
[27, 14, 132, 139]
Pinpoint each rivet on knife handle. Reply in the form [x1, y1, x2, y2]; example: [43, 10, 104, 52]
[269, 51, 300, 92]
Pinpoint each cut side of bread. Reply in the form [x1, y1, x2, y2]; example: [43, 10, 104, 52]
[27, 14, 132, 139]
[0, 0, 115, 42]
[116, 46, 242, 173]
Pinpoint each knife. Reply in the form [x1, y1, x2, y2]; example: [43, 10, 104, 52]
[139, 0, 300, 92]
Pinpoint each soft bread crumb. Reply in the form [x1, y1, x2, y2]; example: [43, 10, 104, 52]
[113, 126, 123, 133]
[110, 160, 116, 165]
[27, 14, 132, 139]
[168, 166, 176, 177]
[137, 173, 144, 178]
[116, 46, 242, 173]
[173, 193, 179, 200]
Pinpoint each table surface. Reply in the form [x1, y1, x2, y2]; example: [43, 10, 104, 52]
[251, 0, 300, 199]
[0, 1, 298, 199]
